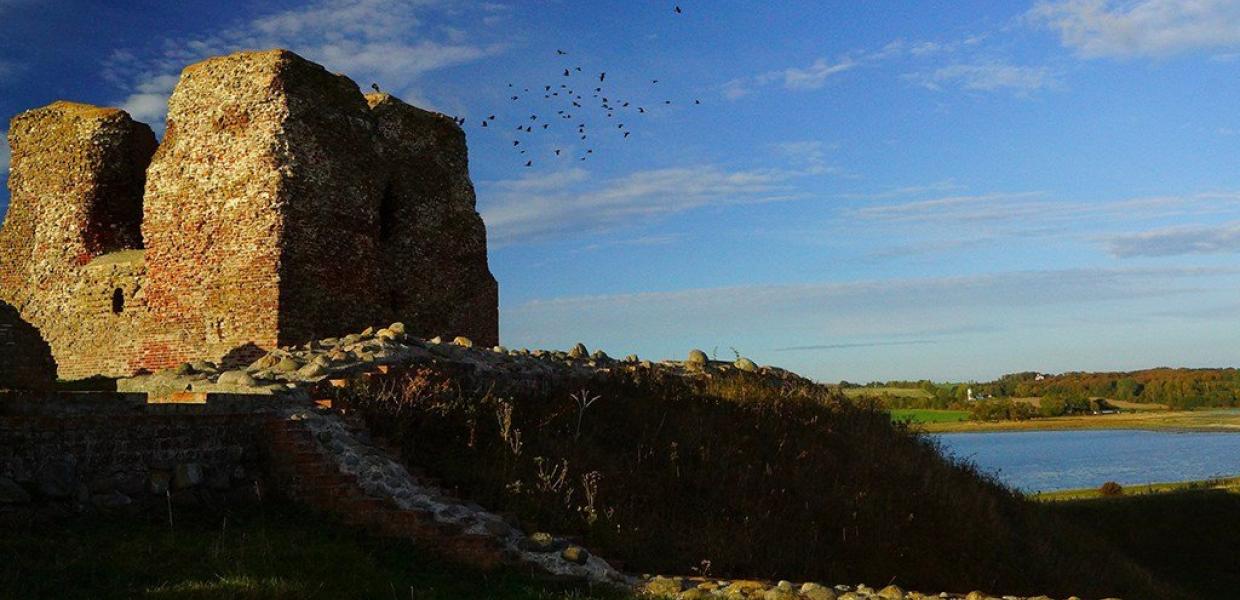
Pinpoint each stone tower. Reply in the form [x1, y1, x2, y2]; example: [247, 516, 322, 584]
[0, 49, 499, 379]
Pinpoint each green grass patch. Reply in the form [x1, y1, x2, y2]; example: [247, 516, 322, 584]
[0, 502, 632, 600]
[842, 386, 930, 399]
[888, 409, 969, 424]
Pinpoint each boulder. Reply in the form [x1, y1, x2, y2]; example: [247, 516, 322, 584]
[734, 357, 759, 372]
[560, 545, 590, 564]
[685, 349, 709, 367]
[568, 343, 589, 359]
[800, 583, 838, 600]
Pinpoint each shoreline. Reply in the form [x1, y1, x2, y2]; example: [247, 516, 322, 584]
[1032, 476, 1240, 501]
[912, 408, 1240, 433]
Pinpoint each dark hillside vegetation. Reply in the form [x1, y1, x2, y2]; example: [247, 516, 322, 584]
[343, 366, 1188, 599]
[1050, 488, 1240, 599]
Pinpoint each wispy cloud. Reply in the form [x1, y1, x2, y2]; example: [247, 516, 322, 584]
[480, 164, 807, 245]
[723, 55, 860, 99]
[1106, 222, 1240, 257]
[504, 267, 1240, 358]
[1030, 0, 1240, 58]
[776, 340, 939, 352]
[104, 0, 505, 127]
[851, 191, 1240, 226]
[905, 62, 1060, 94]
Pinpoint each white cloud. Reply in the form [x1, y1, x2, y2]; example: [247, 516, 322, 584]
[906, 62, 1059, 94]
[1106, 222, 1240, 257]
[778, 57, 859, 90]
[480, 165, 806, 245]
[723, 56, 859, 99]
[1030, 0, 1240, 58]
[106, 0, 504, 128]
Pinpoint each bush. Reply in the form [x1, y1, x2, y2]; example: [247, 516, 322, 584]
[339, 365, 1186, 599]
[1100, 481, 1125, 497]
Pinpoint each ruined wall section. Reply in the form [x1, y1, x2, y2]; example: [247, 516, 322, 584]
[141, 50, 388, 370]
[140, 52, 291, 370]
[0, 301, 56, 390]
[275, 54, 386, 345]
[366, 93, 499, 347]
[0, 103, 155, 379]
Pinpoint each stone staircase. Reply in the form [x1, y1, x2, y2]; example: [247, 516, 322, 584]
[260, 408, 628, 585]
[262, 415, 511, 569]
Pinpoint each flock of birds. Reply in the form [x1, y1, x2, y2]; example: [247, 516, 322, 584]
[441, 4, 698, 168]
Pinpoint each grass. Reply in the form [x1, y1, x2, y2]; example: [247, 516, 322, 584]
[918, 408, 1240, 433]
[0, 502, 633, 600]
[1047, 486, 1240, 600]
[342, 366, 1188, 600]
[888, 408, 969, 424]
[1031, 476, 1240, 502]
[841, 386, 929, 399]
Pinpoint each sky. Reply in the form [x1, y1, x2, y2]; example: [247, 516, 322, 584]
[2, 0, 1240, 382]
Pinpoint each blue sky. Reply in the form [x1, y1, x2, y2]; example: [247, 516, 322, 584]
[2, 0, 1240, 382]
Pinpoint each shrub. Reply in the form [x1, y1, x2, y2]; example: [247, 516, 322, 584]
[1100, 481, 1125, 497]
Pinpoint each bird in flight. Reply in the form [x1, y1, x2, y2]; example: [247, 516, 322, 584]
[675, 5, 682, 14]
[557, 49, 568, 55]
[370, 83, 381, 93]
[563, 69, 571, 77]
[525, 160, 532, 167]
[555, 149, 562, 155]
[599, 72, 606, 82]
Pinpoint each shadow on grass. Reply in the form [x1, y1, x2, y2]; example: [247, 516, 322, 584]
[1048, 488, 1240, 600]
[0, 502, 632, 600]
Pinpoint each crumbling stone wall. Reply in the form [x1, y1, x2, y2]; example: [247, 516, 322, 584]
[0, 49, 500, 380]
[0, 301, 56, 390]
[0, 402, 266, 511]
[0, 104, 156, 379]
[367, 93, 499, 347]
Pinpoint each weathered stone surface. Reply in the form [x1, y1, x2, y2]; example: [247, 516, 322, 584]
[0, 50, 501, 381]
[365, 92, 499, 347]
[0, 300, 56, 390]
[0, 102, 156, 379]
[141, 49, 388, 372]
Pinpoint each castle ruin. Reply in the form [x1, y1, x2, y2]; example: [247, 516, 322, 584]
[0, 49, 498, 381]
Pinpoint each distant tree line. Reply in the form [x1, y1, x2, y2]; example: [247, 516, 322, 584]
[972, 368, 1240, 410]
[848, 368, 1240, 412]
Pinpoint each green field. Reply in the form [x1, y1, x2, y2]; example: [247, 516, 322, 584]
[0, 502, 631, 600]
[843, 386, 930, 399]
[888, 408, 969, 424]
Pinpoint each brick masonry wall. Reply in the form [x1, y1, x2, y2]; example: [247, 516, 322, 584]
[0, 104, 155, 380]
[0, 395, 269, 512]
[367, 94, 499, 347]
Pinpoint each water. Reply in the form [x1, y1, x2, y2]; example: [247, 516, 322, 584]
[935, 429, 1240, 493]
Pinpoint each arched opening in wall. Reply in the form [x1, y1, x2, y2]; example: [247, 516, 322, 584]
[112, 288, 125, 314]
